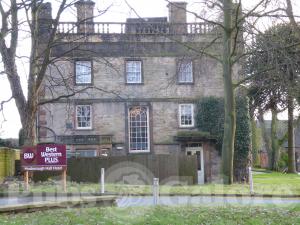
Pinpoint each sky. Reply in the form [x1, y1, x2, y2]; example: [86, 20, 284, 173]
[0, 0, 299, 138]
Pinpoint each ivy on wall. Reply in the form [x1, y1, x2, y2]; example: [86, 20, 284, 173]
[196, 97, 224, 153]
[196, 96, 251, 182]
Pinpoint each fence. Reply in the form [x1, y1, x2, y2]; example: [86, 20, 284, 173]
[31, 154, 197, 185]
[0, 147, 20, 180]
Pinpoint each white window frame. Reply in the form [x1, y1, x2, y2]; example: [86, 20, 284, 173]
[179, 104, 194, 127]
[126, 60, 142, 84]
[178, 60, 193, 83]
[76, 105, 92, 130]
[128, 106, 150, 153]
[75, 61, 92, 84]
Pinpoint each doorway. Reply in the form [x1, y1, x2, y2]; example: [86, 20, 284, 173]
[186, 145, 204, 184]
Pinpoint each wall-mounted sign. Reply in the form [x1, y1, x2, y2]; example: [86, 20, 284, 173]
[21, 144, 67, 171]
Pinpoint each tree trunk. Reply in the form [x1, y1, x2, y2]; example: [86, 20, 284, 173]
[221, 0, 235, 184]
[287, 95, 296, 173]
[270, 108, 279, 171]
[18, 99, 38, 147]
[286, 0, 300, 38]
[251, 119, 260, 167]
[258, 108, 272, 169]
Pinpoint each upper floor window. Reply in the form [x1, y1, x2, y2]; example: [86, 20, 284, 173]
[126, 60, 142, 84]
[76, 105, 92, 129]
[178, 60, 193, 83]
[75, 61, 92, 84]
[179, 104, 194, 127]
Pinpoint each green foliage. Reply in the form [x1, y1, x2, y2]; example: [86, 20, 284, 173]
[0, 138, 18, 148]
[251, 120, 262, 167]
[0, 205, 300, 225]
[247, 23, 300, 112]
[0, 138, 6, 147]
[196, 96, 251, 181]
[196, 97, 224, 153]
[234, 97, 252, 179]
[278, 151, 288, 170]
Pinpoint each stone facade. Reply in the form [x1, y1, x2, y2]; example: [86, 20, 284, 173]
[37, 1, 243, 182]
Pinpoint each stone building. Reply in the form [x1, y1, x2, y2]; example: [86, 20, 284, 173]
[37, 1, 241, 182]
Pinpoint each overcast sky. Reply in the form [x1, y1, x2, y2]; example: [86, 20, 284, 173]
[0, 0, 299, 138]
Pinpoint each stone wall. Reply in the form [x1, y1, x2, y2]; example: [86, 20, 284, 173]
[43, 56, 224, 100]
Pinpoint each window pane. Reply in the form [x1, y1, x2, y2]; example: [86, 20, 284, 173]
[77, 150, 97, 157]
[129, 106, 149, 151]
[76, 105, 92, 129]
[126, 61, 142, 83]
[76, 61, 92, 84]
[179, 104, 193, 126]
[178, 61, 193, 83]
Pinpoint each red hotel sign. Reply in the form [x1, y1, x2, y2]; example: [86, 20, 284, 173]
[21, 144, 67, 171]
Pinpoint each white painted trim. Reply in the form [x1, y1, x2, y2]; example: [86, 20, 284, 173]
[75, 105, 92, 130]
[128, 106, 150, 153]
[178, 104, 194, 128]
[75, 61, 92, 84]
[126, 60, 142, 84]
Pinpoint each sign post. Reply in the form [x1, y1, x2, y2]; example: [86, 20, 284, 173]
[153, 178, 159, 205]
[100, 168, 105, 194]
[62, 169, 67, 192]
[24, 171, 29, 191]
[21, 144, 67, 191]
[248, 166, 254, 194]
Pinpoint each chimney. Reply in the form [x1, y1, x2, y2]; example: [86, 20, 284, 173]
[75, 0, 95, 33]
[37, 3, 52, 40]
[168, 2, 187, 34]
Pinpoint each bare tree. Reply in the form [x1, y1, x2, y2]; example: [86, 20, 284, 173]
[0, 0, 72, 146]
[0, 0, 114, 146]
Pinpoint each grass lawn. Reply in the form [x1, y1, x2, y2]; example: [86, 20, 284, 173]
[0, 205, 300, 225]
[2, 170, 300, 195]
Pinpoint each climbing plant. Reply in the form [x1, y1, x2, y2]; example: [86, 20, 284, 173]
[196, 96, 251, 182]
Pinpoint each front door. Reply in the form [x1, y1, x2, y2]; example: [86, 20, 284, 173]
[186, 146, 204, 184]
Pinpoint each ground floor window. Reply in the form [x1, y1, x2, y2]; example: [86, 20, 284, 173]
[76, 149, 97, 157]
[76, 105, 92, 129]
[128, 106, 150, 152]
[179, 104, 194, 127]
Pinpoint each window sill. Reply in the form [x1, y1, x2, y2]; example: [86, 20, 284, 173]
[177, 82, 194, 85]
[179, 125, 195, 129]
[125, 83, 144, 85]
[75, 128, 93, 131]
[129, 150, 150, 153]
[75, 83, 93, 86]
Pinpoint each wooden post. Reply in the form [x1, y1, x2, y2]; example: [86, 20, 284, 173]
[24, 171, 29, 191]
[62, 169, 67, 192]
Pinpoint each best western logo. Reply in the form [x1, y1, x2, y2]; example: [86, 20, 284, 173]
[24, 152, 34, 159]
[22, 148, 36, 163]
